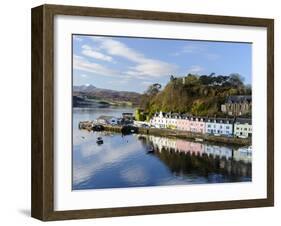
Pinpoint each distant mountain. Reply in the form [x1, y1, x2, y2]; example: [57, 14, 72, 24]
[73, 84, 141, 107]
[73, 84, 97, 93]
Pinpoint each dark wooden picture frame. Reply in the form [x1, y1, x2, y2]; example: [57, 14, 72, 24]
[31, 4, 274, 221]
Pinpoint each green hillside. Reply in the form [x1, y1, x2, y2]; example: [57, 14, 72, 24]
[139, 73, 251, 118]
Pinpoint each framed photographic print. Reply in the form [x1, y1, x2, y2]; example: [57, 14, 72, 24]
[31, 4, 274, 221]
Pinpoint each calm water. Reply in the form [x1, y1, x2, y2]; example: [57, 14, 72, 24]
[73, 107, 252, 190]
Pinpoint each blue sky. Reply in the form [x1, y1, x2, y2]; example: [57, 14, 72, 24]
[73, 35, 252, 93]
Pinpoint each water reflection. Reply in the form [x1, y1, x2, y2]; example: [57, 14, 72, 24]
[139, 136, 251, 182]
[73, 108, 251, 190]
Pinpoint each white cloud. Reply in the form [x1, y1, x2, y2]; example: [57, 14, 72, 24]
[187, 65, 204, 74]
[73, 54, 116, 76]
[182, 44, 205, 53]
[120, 165, 148, 183]
[91, 37, 177, 78]
[205, 53, 220, 60]
[141, 81, 153, 87]
[176, 43, 220, 61]
[81, 45, 113, 62]
[73, 35, 83, 42]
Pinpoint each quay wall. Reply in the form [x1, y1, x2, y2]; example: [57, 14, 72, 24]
[102, 125, 251, 146]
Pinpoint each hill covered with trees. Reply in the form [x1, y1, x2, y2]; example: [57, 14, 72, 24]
[139, 73, 251, 119]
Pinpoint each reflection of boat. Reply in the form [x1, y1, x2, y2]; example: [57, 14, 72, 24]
[96, 137, 103, 145]
[92, 124, 104, 132]
[121, 125, 138, 135]
[146, 148, 155, 154]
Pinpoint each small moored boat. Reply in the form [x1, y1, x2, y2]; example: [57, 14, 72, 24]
[96, 137, 103, 145]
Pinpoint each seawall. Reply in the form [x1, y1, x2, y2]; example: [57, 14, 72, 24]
[102, 125, 251, 146]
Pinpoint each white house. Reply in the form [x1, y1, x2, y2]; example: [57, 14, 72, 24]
[150, 111, 167, 128]
[165, 112, 180, 129]
[234, 118, 252, 138]
[205, 118, 234, 135]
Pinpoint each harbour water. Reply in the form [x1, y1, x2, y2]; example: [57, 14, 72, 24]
[73, 107, 252, 190]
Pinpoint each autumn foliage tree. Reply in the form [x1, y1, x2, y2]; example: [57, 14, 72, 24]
[140, 73, 251, 119]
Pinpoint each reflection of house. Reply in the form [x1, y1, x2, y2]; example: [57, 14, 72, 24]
[97, 115, 118, 125]
[203, 145, 233, 160]
[147, 135, 176, 151]
[205, 118, 233, 135]
[189, 117, 205, 133]
[234, 147, 252, 163]
[234, 118, 252, 138]
[221, 95, 251, 116]
[176, 139, 204, 154]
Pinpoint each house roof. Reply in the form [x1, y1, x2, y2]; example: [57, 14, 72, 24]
[206, 117, 234, 124]
[226, 95, 252, 104]
[235, 118, 252, 125]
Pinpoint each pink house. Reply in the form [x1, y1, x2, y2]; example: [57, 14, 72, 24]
[189, 117, 205, 134]
[176, 115, 190, 131]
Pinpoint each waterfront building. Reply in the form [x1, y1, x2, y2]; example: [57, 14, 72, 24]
[150, 111, 168, 128]
[205, 117, 234, 135]
[165, 112, 180, 129]
[234, 118, 252, 138]
[221, 95, 251, 116]
[189, 116, 206, 133]
[176, 114, 191, 131]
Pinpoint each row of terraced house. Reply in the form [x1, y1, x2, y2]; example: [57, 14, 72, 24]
[149, 111, 252, 138]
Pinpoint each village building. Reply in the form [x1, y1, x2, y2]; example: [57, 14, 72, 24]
[176, 114, 191, 131]
[122, 112, 134, 124]
[150, 111, 168, 128]
[234, 118, 252, 138]
[205, 118, 234, 135]
[189, 116, 206, 133]
[165, 112, 180, 129]
[149, 111, 252, 139]
[221, 95, 252, 116]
